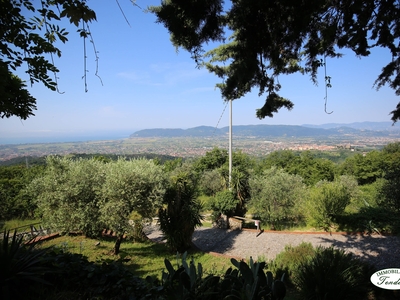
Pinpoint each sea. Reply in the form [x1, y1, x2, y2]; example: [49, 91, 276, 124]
[0, 130, 138, 145]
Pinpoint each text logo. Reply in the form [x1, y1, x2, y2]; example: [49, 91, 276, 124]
[370, 268, 400, 290]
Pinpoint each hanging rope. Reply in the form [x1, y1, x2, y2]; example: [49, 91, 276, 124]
[116, 0, 131, 27]
[213, 61, 229, 134]
[86, 23, 103, 86]
[82, 19, 88, 92]
[324, 55, 333, 114]
[213, 101, 229, 134]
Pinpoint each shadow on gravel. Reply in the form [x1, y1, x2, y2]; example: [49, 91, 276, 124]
[192, 227, 243, 253]
[316, 234, 400, 270]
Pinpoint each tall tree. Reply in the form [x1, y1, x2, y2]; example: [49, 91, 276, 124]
[150, 0, 400, 122]
[339, 151, 384, 185]
[194, 147, 228, 173]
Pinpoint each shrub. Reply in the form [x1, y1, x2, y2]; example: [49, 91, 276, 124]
[268, 242, 315, 287]
[293, 246, 374, 300]
[306, 180, 351, 231]
[210, 190, 238, 228]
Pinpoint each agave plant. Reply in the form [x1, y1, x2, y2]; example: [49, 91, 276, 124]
[0, 230, 50, 299]
[159, 253, 286, 300]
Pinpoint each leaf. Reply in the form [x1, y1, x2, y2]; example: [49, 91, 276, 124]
[164, 258, 175, 276]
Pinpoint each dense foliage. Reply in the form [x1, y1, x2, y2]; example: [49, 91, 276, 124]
[32, 157, 106, 237]
[305, 179, 353, 231]
[28, 156, 166, 254]
[0, 164, 44, 220]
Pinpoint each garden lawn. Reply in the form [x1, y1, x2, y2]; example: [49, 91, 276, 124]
[36, 234, 232, 279]
[1, 218, 40, 233]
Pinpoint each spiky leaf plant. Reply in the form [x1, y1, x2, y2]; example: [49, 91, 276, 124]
[0, 230, 49, 299]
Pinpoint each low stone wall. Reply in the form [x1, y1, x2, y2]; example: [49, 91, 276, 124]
[229, 217, 243, 230]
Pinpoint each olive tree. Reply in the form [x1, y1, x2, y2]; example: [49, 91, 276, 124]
[249, 167, 306, 229]
[33, 156, 106, 237]
[100, 158, 166, 255]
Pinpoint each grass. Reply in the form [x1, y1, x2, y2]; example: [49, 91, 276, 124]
[0, 218, 40, 233]
[36, 234, 232, 280]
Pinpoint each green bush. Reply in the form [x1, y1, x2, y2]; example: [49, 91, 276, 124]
[335, 205, 400, 234]
[306, 180, 351, 231]
[293, 246, 374, 300]
[268, 242, 315, 287]
[211, 190, 238, 216]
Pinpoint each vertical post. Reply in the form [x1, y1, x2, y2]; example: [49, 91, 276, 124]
[229, 99, 232, 190]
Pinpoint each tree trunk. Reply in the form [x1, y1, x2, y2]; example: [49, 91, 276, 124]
[113, 234, 123, 255]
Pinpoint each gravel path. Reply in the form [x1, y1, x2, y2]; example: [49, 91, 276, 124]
[144, 225, 400, 270]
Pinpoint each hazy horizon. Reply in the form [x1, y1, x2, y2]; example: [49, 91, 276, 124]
[1, 121, 397, 145]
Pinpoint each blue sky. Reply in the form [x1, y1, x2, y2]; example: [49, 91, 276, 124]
[1, 1, 399, 143]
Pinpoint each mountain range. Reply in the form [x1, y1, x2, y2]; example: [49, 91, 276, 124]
[130, 122, 400, 138]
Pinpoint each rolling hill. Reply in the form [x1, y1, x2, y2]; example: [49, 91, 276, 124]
[130, 123, 400, 138]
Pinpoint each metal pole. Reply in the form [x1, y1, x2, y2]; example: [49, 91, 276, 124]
[229, 99, 232, 190]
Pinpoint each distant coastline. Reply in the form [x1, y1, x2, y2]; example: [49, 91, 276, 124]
[0, 130, 137, 145]
[1, 122, 398, 145]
